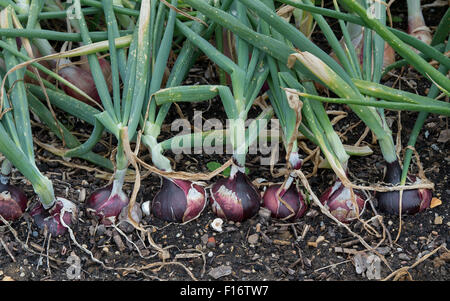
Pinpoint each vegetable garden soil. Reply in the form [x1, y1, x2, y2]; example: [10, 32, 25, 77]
[0, 1, 448, 282]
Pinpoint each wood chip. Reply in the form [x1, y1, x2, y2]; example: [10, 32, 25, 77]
[334, 247, 358, 254]
[307, 241, 318, 248]
[273, 239, 291, 245]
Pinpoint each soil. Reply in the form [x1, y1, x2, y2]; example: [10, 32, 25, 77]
[0, 1, 448, 282]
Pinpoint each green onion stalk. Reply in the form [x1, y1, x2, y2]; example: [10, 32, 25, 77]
[138, 0, 270, 224]
[180, 0, 444, 217]
[258, 0, 367, 222]
[64, 0, 154, 226]
[289, 0, 437, 216]
[0, 5, 76, 235]
[168, 2, 275, 222]
[138, 0, 217, 224]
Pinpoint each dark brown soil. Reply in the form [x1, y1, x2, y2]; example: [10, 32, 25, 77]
[0, 1, 448, 282]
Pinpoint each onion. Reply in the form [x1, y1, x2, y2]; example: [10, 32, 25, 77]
[320, 180, 366, 223]
[150, 177, 207, 223]
[86, 184, 129, 225]
[407, 0, 432, 52]
[30, 198, 77, 236]
[377, 160, 432, 215]
[79, 56, 113, 93]
[262, 183, 307, 220]
[0, 182, 28, 222]
[58, 65, 102, 105]
[210, 168, 261, 222]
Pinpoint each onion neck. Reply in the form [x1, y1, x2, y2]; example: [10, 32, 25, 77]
[142, 122, 172, 172]
[111, 167, 127, 197]
[1, 160, 11, 184]
[384, 159, 402, 185]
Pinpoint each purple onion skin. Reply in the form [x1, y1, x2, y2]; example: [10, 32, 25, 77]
[152, 178, 206, 223]
[86, 184, 129, 225]
[0, 183, 28, 222]
[263, 184, 307, 220]
[30, 199, 77, 236]
[58, 66, 102, 106]
[320, 181, 366, 223]
[377, 161, 432, 215]
[210, 171, 261, 222]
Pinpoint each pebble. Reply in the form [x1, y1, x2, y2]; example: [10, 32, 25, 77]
[201, 234, 209, 245]
[252, 254, 261, 261]
[434, 216, 443, 225]
[96, 224, 106, 236]
[258, 207, 272, 220]
[248, 234, 259, 245]
[32, 231, 38, 238]
[398, 253, 411, 261]
[207, 251, 214, 258]
[208, 265, 232, 279]
[376, 246, 391, 255]
[207, 237, 216, 248]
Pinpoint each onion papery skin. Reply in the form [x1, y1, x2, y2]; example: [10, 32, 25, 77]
[79, 57, 113, 93]
[30, 198, 77, 236]
[210, 171, 261, 222]
[320, 180, 366, 223]
[408, 15, 432, 49]
[0, 183, 28, 222]
[86, 184, 129, 225]
[263, 184, 307, 220]
[151, 177, 206, 223]
[58, 66, 102, 105]
[377, 161, 432, 215]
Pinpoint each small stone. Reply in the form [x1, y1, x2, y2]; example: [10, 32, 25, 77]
[248, 234, 259, 245]
[96, 224, 106, 236]
[434, 216, 443, 225]
[258, 207, 272, 220]
[376, 246, 391, 255]
[207, 237, 216, 248]
[201, 234, 209, 245]
[207, 251, 214, 258]
[398, 253, 411, 261]
[252, 253, 261, 261]
[208, 265, 232, 279]
[2, 276, 14, 281]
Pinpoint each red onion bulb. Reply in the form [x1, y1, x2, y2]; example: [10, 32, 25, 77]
[86, 184, 129, 225]
[377, 160, 432, 215]
[151, 177, 206, 223]
[58, 65, 102, 106]
[320, 180, 366, 223]
[210, 170, 261, 222]
[263, 183, 307, 220]
[0, 183, 28, 222]
[30, 198, 77, 236]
